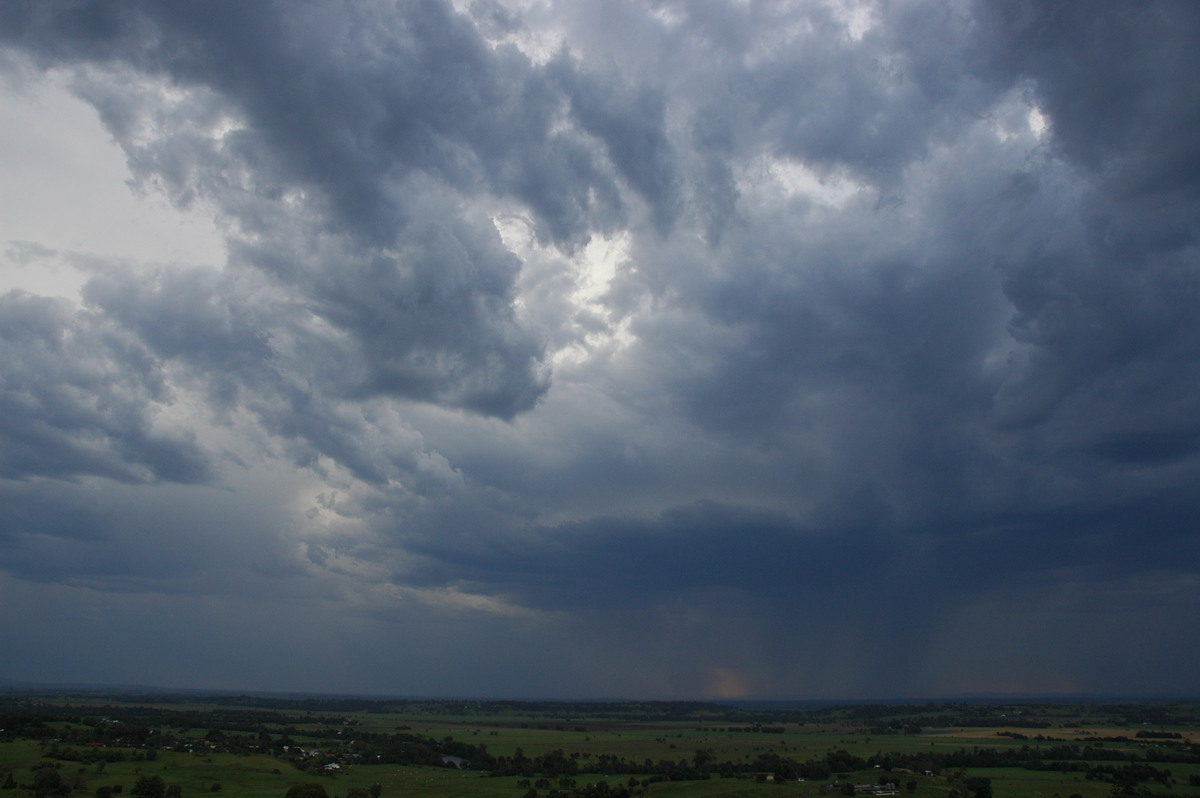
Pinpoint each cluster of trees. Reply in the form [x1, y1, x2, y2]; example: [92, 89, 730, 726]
[512, 776, 667, 798]
[97, 772, 212, 798]
[486, 746, 871, 782]
[518, 779, 645, 798]
[19, 722, 338, 768]
[943, 772, 992, 798]
[283, 783, 380, 798]
[801, 703, 1052, 731]
[336, 729, 494, 770]
[0, 715, 59, 743]
[0, 765, 185, 798]
[1, 758, 223, 798]
[29, 765, 73, 798]
[491, 748, 710, 782]
[480, 740, 1200, 792]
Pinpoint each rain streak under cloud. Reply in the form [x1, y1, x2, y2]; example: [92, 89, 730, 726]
[1, 0, 1199, 700]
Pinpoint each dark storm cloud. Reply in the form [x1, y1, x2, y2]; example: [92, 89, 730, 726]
[404, 502, 897, 608]
[967, 2, 1200, 540]
[2, 0, 1200, 698]
[0, 480, 228, 588]
[982, 1, 1200, 181]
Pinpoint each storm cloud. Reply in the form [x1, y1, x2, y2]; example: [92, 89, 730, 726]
[1, 0, 1198, 699]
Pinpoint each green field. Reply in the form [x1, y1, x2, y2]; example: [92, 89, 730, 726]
[2, 693, 1199, 798]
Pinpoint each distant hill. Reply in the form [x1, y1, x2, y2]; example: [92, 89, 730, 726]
[0, 677, 182, 694]
[1, 678, 1193, 705]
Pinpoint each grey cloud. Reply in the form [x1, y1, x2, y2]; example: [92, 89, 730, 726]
[548, 56, 680, 232]
[285, 213, 549, 416]
[596, 0, 998, 188]
[80, 266, 274, 409]
[0, 290, 211, 484]
[35, 0, 704, 420]
[0, 2, 147, 67]
[5, 0, 564, 417]
[76, 0, 639, 247]
[76, 254, 492, 486]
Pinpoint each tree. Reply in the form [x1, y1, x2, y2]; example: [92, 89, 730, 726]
[33, 767, 69, 798]
[131, 776, 165, 798]
[965, 777, 992, 798]
[284, 784, 329, 798]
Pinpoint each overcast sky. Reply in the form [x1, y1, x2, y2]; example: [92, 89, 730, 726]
[1, 0, 1198, 701]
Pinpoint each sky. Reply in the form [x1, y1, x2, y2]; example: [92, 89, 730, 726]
[1, 0, 1199, 701]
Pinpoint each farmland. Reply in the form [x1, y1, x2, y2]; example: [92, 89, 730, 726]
[2, 692, 1199, 798]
